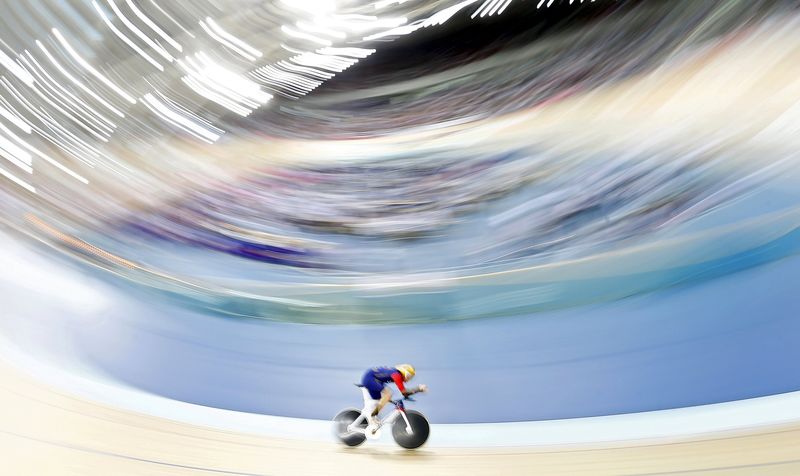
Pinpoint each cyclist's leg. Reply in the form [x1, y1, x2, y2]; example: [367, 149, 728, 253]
[372, 387, 392, 417]
[348, 388, 377, 430]
[350, 378, 382, 430]
[361, 387, 379, 418]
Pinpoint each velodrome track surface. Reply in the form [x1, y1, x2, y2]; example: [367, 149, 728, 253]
[0, 225, 800, 475]
[4, 224, 800, 424]
[4, 353, 800, 476]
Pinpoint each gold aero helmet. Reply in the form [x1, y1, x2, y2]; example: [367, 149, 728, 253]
[395, 364, 415, 381]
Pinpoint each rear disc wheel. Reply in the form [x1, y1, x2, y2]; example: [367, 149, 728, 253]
[333, 408, 367, 447]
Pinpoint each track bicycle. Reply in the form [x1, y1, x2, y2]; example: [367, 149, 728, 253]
[333, 389, 430, 449]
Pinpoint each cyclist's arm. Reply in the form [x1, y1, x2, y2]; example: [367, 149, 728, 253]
[391, 372, 423, 397]
[391, 372, 412, 396]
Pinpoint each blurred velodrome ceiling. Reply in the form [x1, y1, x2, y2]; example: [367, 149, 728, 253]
[3, 0, 800, 324]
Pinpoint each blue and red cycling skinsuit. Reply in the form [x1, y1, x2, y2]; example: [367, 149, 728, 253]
[362, 366, 406, 400]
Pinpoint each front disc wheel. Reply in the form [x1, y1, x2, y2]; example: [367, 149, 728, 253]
[392, 410, 430, 449]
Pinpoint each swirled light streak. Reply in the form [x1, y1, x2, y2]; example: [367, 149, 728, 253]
[316, 47, 376, 58]
[193, 52, 271, 105]
[124, 0, 183, 53]
[324, 14, 408, 33]
[19, 55, 113, 142]
[51, 28, 137, 105]
[0, 49, 35, 86]
[204, 18, 261, 60]
[497, 0, 513, 15]
[179, 52, 270, 116]
[0, 119, 88, 184]
[0, 76, 98, 168]
[252, 65, 322, 96]
[21, 50, 117, 132]
[36, 40, 127, 119]
[278, 0, 337, 16]
[278, 43, 306, 55]
[280, 25, 333, 47]
[0, 100, 32, 133]
[92, 0, 165, 72]
[142, 92, 222, 143]
[38, 114, 101, 166]
[473, 0, 501, 18]
[289, 52, 358, 72]
[181, 75, 251, 116]
[0, 133, 33, 173]
[296, 21, 347, 40]
[0, 164, 34, 192]
[200, 19, 260, 61]
[374, 0, 410, 9]
[276, 60, 334, 80]
[104, 0, 174, 63]
[149, 0, 195, 39]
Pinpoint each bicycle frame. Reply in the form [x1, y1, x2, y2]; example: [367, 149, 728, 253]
[350, 399, 414, 436]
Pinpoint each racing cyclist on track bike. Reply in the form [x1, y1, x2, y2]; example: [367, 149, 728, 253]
[348, 364, 427, 432]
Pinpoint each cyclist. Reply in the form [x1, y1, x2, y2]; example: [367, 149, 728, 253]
[350, 364, 427, 431]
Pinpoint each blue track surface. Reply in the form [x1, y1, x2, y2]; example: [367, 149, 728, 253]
[5, 246, 800, 423]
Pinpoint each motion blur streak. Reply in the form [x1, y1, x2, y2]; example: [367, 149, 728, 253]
[3, 0, 800, 474]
